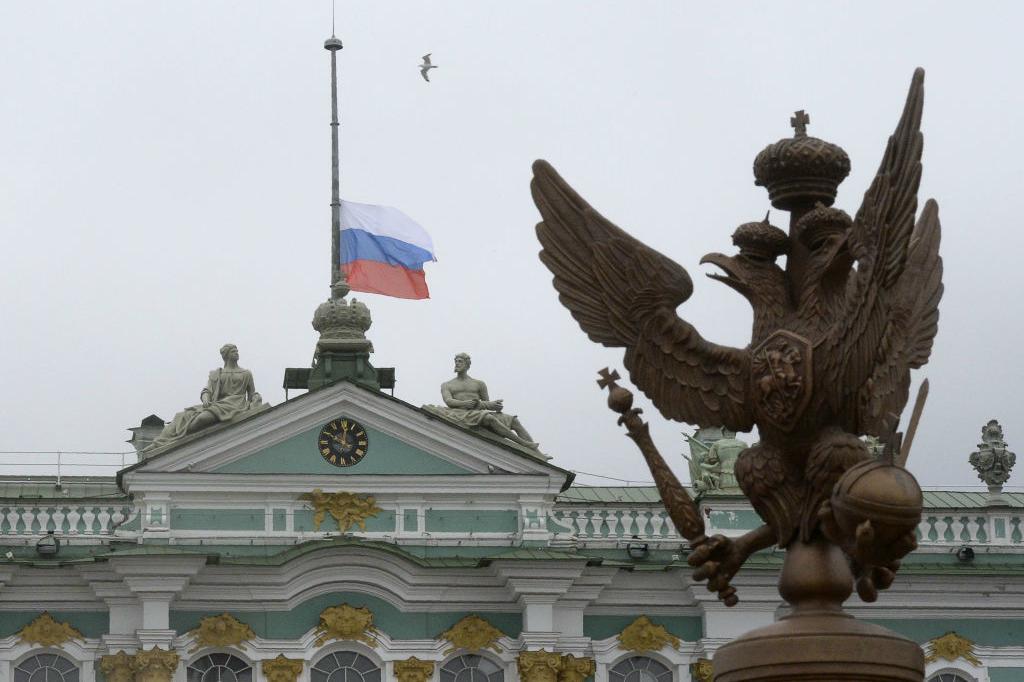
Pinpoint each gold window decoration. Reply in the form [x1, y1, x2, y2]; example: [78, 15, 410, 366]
[924, 632, 982, 666]
[17, 612, 83, 648]
[438, 614, 506, 654]
[313, 603, 380, 647]
[188, 613, 256, 652]
[617, 616, 681, 653]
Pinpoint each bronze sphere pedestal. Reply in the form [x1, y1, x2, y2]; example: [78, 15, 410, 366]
[713, 540, 924, 681]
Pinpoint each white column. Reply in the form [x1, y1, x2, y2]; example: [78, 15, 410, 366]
[494, 560, 585, 651]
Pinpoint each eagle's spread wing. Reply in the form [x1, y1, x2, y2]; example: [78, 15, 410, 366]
[531, 160, 753, 431]
[856, 200, 943, 434]
[829, 69, 942, 431]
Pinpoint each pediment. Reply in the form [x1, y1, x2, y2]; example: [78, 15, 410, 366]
[121, 380, 568, 490]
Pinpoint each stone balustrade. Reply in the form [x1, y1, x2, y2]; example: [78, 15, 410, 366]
[917, 513, 1024, 545]
[552, 503, 1024, 548]
[0, 504, 137, 536]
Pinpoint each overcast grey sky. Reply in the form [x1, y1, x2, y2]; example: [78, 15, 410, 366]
[1, 1, 1021, 488]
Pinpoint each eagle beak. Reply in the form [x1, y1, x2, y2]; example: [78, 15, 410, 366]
[700, 253, 749, 294]
[823, 234, 854, 278]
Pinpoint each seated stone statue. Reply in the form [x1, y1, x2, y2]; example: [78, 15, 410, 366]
[147, 344, 265, 451]
[424, 353, 539, 450]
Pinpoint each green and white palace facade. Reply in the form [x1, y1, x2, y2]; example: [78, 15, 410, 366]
[0, 380, 1020, 682]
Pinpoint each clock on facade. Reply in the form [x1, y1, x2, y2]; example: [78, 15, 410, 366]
[318, 418, 369, 467]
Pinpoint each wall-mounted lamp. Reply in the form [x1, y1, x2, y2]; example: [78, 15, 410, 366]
[956, 546, 975, 562]
[35, 530, 60, 557]
[626, 535, 649, 560]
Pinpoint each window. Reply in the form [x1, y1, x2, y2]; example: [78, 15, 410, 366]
[928, 674, 971, 682]
[609, 656, 672, 682]
[311, 651, 381, 682]
[187, 653, 253, 682]
[14, 654, 80, 682]
[440, 654, 504, 682]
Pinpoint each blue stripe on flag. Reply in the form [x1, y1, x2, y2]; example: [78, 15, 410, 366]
[340, 229, 434, 270]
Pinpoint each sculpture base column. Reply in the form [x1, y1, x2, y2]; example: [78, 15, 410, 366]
[712, 540, 924, 682]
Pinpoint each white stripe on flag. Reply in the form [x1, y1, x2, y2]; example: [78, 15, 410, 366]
[339, 200, 435, 256]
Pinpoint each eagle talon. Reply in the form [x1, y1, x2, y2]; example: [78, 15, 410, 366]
[688, 534, 746, 606]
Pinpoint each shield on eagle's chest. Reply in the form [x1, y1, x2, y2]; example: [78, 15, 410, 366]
[750, 330, 813, 433]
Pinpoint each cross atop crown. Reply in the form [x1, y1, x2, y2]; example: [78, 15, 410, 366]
[790, 110, 810, 137]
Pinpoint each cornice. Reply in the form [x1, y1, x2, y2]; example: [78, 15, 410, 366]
[125, 473, 563, 497]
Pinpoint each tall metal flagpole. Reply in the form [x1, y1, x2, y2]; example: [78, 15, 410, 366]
[325, 27, 346, 298]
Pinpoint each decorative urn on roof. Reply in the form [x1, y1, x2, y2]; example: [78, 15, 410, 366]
[969, 419, 1016, 496]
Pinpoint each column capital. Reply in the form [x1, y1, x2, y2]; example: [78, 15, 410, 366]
[131, 647, 180, 682]
[517, 649, 562, 682]
[558, 654, 595, 682]
[98, 651, 134, 682]
[393, 657, 434, 682]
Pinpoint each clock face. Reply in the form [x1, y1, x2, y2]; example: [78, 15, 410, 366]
[318, 418, 369, 467]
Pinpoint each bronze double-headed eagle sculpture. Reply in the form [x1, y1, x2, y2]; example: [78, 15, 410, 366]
[532, 69, 942, 679]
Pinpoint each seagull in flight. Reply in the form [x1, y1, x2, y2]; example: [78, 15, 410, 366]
[419, 54, 437, 82]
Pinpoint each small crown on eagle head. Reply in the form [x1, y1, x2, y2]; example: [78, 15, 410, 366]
[732, 215, 790, 262]
[753, 110, 851, 211]
[795, 202, 854, 249]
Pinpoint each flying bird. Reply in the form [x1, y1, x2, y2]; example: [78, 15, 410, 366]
[531, 69, 942, 604]
[419, 54, 437, 82]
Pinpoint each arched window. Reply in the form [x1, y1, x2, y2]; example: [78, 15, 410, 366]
[187, 653, 253, 682]
[440, 654, 504, 682]
[609, 656, 672, 682]
[14, 654, 80, 682]
[311, 651, 381, 682]
[928, 674, 972, 682]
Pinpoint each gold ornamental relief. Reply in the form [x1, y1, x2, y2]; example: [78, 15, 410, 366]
[393, 657, 435, 682]
[131, 647, 180, 682]
[98, 652, 135, 682]
[261, 655, 304, 682]
[558, 654, 595, 682]
[517, 650, 562, 682]
[439, 614, 505, 654]
[617, 616, 681, 653]
[925, 632, 982, 666]
[188, 613, 256, 652]
[691, 658, 714, 682]
[17, 612, 84, 648]
[314, 603, 380, 647]
[299, 488, 382, 532]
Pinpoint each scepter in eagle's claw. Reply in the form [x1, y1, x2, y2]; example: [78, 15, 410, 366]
[597, 368, 708, 544]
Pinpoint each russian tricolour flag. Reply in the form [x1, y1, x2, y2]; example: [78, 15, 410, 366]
[340, 200, 436, 300]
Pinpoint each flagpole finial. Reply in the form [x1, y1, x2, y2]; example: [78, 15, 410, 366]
[326, 24, 344, 297]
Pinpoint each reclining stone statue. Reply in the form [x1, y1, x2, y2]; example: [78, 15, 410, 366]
[423, 353, 539, 450]
[147, 343, 266, 451]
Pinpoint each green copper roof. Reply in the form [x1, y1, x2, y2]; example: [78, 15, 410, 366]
[558, 486, 1024, 509]
[0, 476, 127, 500]
[557, 486, 667, 504]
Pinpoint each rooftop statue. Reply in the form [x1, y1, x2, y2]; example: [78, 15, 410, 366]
[684, 428, 746, 494]
[424, 353, 539, 450]
[533, 70, 943, 680]
[970, 419, 1016, 491]
[148, 344, 266, 451]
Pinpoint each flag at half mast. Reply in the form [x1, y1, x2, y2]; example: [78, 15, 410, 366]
[339, 200, 436, 300]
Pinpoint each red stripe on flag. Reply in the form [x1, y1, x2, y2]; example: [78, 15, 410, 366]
[342, 260, 430, 300]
